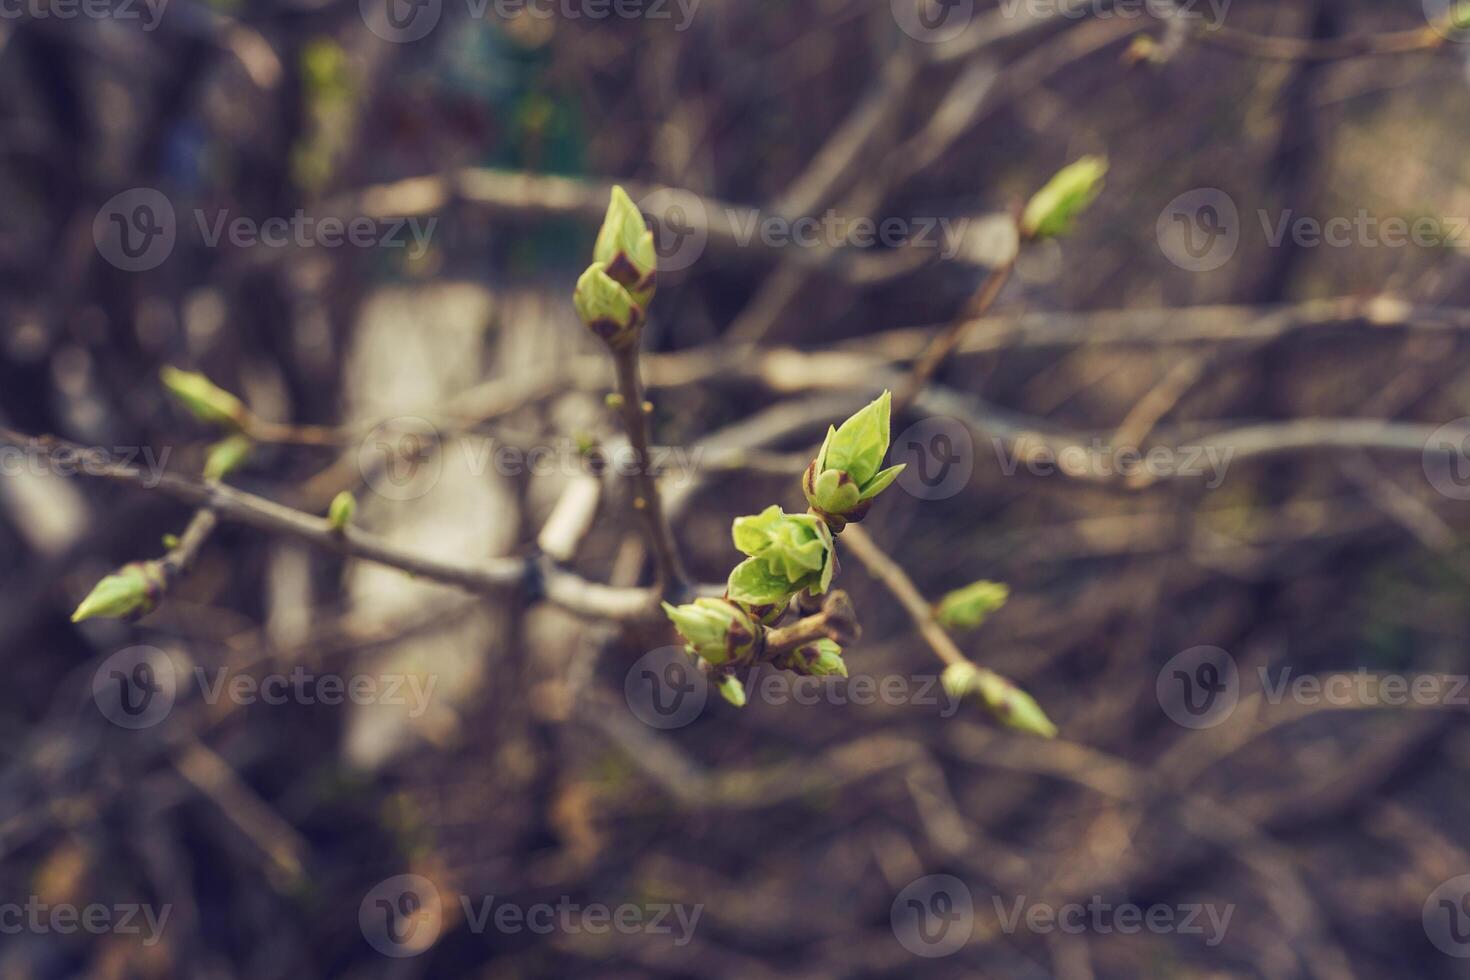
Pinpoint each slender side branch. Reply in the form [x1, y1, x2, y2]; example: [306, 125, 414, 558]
[0, 428, 659, 622]
[611, 349, 690, 601]
[893, 255, 1016, 416]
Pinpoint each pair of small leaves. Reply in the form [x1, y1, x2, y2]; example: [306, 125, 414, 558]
[726, 505, 835, 607]
[804, 390, 906, 527]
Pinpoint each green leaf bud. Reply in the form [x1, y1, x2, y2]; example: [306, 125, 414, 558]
[661, 598, 761, 669]
[328, 491, 357, 531]
[71, 561, 169, 623]
[715, 674, 748, 708]
[775, 638, 847, 679]
[803, 392, 905, 530]
[943, 662, 1056, 738]
[574, 263, 644, 349]
[935, 580, 1010, 631]
[160, 366, 247, 429]
[203, 434, 253, 482]
[1021, 156, 1108, 241]
[593, 185, 658, 307]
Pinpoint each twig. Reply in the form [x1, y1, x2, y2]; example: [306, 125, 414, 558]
[0, 428, 660, 622]
[610, 349, 690, 600]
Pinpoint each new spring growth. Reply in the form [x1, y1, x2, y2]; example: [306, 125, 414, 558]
[203, 434, 253, 481]
[328, 491, 356, 531]
[1020, 156, 1108, 241]
[942, 662, 1057, 739]
[803, 390, 906, 532]
[160, 366, 247, 429]
[661, 598, 761, 670]
[575, 186, 658, 349]
[715, 674, 748, 708]
[72, 561, 169, 623]
[935, 580, 1010, 631]
[773, 638, 847, 679]
[593, 185, 657, 308]
[727, 505, 836, 607]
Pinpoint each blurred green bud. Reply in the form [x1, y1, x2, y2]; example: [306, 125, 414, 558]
[1021, 156, 1108, 241]
[727, 505, 835, 605]
[976, 671, 1056, 738]
[593, 185, 657, 307]
[161, 534, 181, 550]
[775, 638, 847, 679]
[328, 491, 356, 531]
[803, 391, 905, 530]
[203, 434, 253, 482]
[941, 662, 981, 700]
[160, 366, 246, 429]
[935, 580, 1010, 630]
[574, 263, 645, 348]
[715, 674, 748, 708]
[661, 598, 760, 669]
[71, 561, 168, 623]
